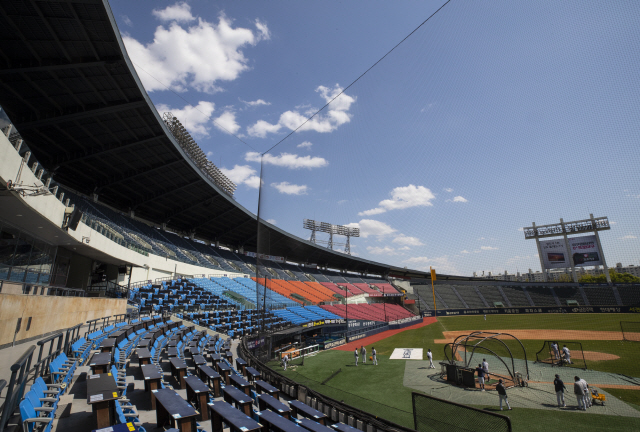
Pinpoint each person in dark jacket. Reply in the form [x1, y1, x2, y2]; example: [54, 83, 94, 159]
[496, 379, 511, 410]
[554, 374, 566, 407]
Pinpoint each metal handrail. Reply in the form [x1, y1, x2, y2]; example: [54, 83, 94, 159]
[0, 345, 36, 432]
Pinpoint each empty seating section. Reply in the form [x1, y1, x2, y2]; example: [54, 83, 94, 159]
[452, 285, 486, 308]
[553, 286, 584, 305]
[477, 285, 506, 307]
[583, 286, 618, 305]
[525, 286, 559, 306]
[320, 282, 352, 298]
[352, 283, 382, 296]
[371, 283, 400, 294]
[616, 285, 640, 306]
[499, 286, 530, 306]
[413, 285, 436, 310]
[320, 303, 416, 322]
[434, 285, 465, 309]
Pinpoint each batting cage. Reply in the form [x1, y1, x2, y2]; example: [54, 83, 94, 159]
[412, 392, 512, 432]
[534, 341, 586, 370]
[443, 332, 529, 390]
[621, 321, 640, 342]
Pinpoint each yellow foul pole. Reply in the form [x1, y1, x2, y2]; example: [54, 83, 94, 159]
[430, 266, 437, 315]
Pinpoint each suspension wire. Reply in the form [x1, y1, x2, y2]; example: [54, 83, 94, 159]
[262, 0, 452, 155]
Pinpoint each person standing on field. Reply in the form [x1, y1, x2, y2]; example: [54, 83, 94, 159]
[283, 354, 289, 371]
[354, 348, 359, 366]
[496, 379, 511, 410]
[574, 376, 585, 410]
[579, 377, 591, 409]
[562, 345, 572, 364]
[427, 349, 435, 368]
[372, 347, 378, 365]
[361, 345, 367, 364]
[552, 342, 560, 363]
[482, 358, 489, 380]
[475, 363, 486, 391]
[554, 374, 566, 407]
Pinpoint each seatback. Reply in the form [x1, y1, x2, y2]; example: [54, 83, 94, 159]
[19, 399, 37, 432]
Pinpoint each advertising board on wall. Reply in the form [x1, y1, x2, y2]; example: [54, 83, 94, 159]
[540, 235, 603, 269]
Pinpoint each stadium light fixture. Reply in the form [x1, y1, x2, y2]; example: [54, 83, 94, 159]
[303, 219, 360, 254]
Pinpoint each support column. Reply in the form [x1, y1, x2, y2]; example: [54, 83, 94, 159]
[533, 222, 548, 282]
[560, 218, 578, 283]
[591, 213, 611, 284]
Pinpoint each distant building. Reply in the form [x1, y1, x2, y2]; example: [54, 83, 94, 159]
[474, 263, 640, 282]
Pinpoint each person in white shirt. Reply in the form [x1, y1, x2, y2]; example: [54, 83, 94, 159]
[562, 345, 572, 364]
[427, 349, 435, 368]
[354, 348, 359, 366]
[551, 342, 560, 363]
[579, 378, 591, 408]
[361, 346, 367, 364]
[574, 376, 585, 410]
[283, 354, 289, 370]
[482, 359, 489, 379]
[372, 347, 378, 365]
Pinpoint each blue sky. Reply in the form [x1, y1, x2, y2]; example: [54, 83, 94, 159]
[109, 0, 640, 276]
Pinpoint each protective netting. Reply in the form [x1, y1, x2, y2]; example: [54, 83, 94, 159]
[412, 392, 512, 432]
[534, 341, 586, 370]
[446, 332, 529, 384]
[621, 321, 640, 342]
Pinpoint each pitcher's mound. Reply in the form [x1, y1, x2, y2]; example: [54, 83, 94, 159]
[583, 351, 619, 361]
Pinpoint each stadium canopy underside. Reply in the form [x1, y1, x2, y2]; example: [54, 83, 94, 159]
[0, 0, 430, 279]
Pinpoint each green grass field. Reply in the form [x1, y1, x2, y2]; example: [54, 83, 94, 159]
[274, 313, 640, 432]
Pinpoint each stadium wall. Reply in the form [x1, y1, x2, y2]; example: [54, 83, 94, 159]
[0, 293, 126, 348]
[421, 305, 640, 317]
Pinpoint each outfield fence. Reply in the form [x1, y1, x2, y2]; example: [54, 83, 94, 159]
[412, 392, 512, 432]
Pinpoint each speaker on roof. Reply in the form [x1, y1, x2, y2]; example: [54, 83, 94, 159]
[68, 208, 83, 230]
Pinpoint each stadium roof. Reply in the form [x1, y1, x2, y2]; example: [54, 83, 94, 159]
[0, 0, 432, 278]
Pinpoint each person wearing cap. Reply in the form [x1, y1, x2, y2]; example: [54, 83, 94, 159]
[361, 345, 367, 364]
[354, 347, 359, 366]
[554, 374, 566, 407]
[496, 379, 511, 410]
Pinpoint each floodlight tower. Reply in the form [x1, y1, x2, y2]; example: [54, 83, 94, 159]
[303, 219, 360, 255]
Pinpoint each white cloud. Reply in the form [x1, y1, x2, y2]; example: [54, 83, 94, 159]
[461, 250, 470, 254]
[506, 255, 533, 264]
[214, 111, 240, 134]
[121, 15, 133, 27]
[241, 98, 270, 107]
[393, 234, 424, 246]
[124, 13, 268, 93]
[480, 246, 498, 250]
[345, 219, 396, 238]
[619, 235, 637, 240]
[266, 219, 276, 225]
[247, 84, 355, 137]
[246, 151, 327, 169]
[517, 227, 524, 231]
[610, 221, 617, 225]
[337, 200, 348, 205]
[405, 256, 459, 275]
[477, 237, 485, 240]
[359, 185, 435, 216]
[446, 195, 468, 203]
[152, 2, 195, 22]
[254, 19, 271, 41]
[157, 101, 215, 137]
[398, 246, 411, 251]
[220, 165, 261, 189]
[271, 181, 308, 195]
[297, 141, 313, 149]
[444, 187, 453, 193]
[366, 246, 399, 256]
